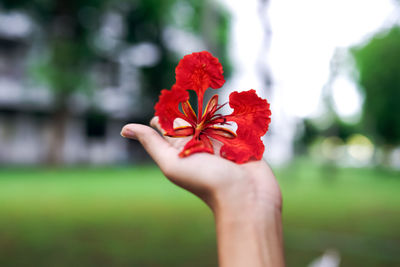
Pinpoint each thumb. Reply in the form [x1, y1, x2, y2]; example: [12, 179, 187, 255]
[121, 123, 178, 171]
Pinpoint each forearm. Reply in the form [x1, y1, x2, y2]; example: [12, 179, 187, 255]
[214, 203, 285, 267]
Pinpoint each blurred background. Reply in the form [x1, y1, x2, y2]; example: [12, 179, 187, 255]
[0, 0, 399, 266]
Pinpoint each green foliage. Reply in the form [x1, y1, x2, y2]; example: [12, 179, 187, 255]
[0, 163, 399, 266]
[32, 39, 95, 95]
[296, 117, 359, 154]
[352, 27, 400, 145]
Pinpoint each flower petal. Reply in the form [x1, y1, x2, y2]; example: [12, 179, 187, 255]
[201, 94, 219, 123]
[219, 90, 271, 164]
[218, 133, 265, 164]
[154, 85, 189, 136]
[166, 126, 194, 137]
[175, 51, 225, 99]
[204, 127, 236, 140]
[225, 90, 271, 135]
[181, 100, 197, 126]
[179, 135, 214, 157]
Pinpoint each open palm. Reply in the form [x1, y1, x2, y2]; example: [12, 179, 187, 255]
[121, 118, 282, 212]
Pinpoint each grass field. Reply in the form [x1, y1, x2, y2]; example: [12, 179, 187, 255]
[0, 160, 399, 266]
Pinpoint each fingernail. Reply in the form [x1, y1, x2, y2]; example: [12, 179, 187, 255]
[121, 127, 137, 139]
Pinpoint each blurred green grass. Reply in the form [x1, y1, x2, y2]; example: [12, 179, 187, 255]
[0, 160, 399, 267]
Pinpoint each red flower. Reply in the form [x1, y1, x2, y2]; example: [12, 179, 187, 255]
[154, 51, 271, 164]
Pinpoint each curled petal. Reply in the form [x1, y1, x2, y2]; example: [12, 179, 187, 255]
[181, 101, 197, 126]
[207, 116, 227, 125]
[219, 90, 271, 164]
[201, 94, 219, 123]
[175, 51, 225, 99]
[179, 135, 214, 157]
[225, 90, 271, 135]
[204, 127, 236, 140]
[219, 133, 265, 164]
[154, 85, 189, 136]
[166, 126, 194, 137]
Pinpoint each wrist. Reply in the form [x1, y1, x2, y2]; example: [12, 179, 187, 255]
[213, 190, 285, 267]
[212, 184, 282, 224]
[214, 199, 282, 225]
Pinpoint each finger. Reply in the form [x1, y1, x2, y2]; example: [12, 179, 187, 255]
[150, 117, 176, 146]
[150, 117, 165, 135]
[150, 117, 192, 149]
[121, 123, 179, 172]
[150, 117, 190, 132]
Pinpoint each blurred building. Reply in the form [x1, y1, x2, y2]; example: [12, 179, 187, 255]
[0, 2, 230, 165]
[0, 10, 154, 165]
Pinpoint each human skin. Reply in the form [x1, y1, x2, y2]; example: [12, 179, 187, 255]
[121, 117, 285, 267]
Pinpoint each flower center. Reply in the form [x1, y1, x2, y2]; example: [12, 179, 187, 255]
[194, 119, 209, 139]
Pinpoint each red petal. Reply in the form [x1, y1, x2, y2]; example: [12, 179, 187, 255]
[218, 133, 265, 164]
[204, 127, 236, 140]
[179, 135, 214, 157]
[181, 101, 197, 126]
[154, 85, 189, 136]
[201, 94, 219, 123]
[218, 90, 271, 164]
[175, 51, 225, 99]
[166, 126, 194, 137]
[207, 116, 226, 125]
[225, 90, 271, 135]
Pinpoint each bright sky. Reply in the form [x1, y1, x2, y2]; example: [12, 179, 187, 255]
[221, 0, 398, 119]
[219, 0, 398, 163]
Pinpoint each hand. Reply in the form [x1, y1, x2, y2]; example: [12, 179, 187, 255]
[121, 118, 285, 267]
[121, 117, 282, 213]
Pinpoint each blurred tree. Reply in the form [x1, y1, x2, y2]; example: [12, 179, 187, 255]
[1, 0, 230, 164]
[296, 48, 359, 156]
[352, 26, 400, 146]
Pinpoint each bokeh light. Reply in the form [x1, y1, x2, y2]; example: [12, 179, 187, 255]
[347, 134, 374, 164]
